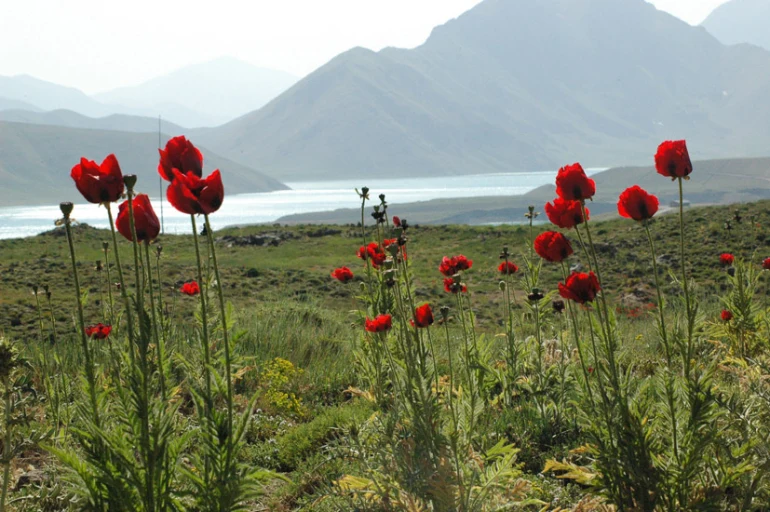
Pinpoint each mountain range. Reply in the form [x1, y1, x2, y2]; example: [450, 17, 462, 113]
[0, 58, 297, 128]
[701, 0, 770, 50]
[197, 0, 770, 181]
[0, 121, 287, 206]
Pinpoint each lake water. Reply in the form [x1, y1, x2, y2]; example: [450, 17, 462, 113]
[0, 170, 602, 239]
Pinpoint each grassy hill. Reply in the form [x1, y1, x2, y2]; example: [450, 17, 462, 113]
[0, 121, 288, 206]
[199, 0, 770, 181]
[277, 156, 770, 224]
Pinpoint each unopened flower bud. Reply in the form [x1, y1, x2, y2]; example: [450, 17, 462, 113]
[102, 241, 109, 251]
[499, 281, 506, 291]
[379, 193, 386, 202]
[359, 282, 367, 293]
[32, 284, 39, 294]
[59, 202, 74, 218]
[552, 300, 565, 314]
[123, 174, 137, 190]
[95, 260, 103, 272]
[528, 288, 544, 302]
[440, 306, 450, 320]
[727, 267, 736, 277]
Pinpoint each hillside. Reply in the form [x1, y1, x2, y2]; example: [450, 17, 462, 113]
[0, 122, 288, 206]
[0, 109, 185, 134]
[277, 156, 770, 224]
[94, 57, 299, 127]
[199, 0, 770, 182]
[702, 0, 770, 50]
[0, 75, 110, 117]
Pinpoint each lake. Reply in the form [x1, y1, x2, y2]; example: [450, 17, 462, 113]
[0, 170, 602, 239]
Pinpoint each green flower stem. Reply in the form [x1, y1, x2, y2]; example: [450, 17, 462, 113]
[0, 376, 11, 512]
[560, 262, 595, 410]
[204, 215, 233, 440]
[425, 326, 440, 400]
[644, 223, 679, 464]
[144, 243, 166, 401]
[103, 244, 115, 324]
[190, 214, 212, 484]
[34, 291, 45, 343]
[106, 203, 135, 365]
[678, 177, 694, 379]
[63, 211, 100, 427]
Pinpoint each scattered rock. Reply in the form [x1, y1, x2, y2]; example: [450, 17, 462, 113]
[306, 228, 341, 238]
[656, 254, 679, 268]
[14, 468, 46, 491]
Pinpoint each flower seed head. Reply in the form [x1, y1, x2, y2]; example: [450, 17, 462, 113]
[59, 202, 74, 218]
[123, 174, 138, 190]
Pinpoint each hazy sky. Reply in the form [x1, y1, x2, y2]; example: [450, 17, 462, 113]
[0, 0, 728, 94]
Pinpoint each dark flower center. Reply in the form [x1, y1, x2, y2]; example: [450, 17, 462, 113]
[639, 202, 649, 219]
[667, 160, 677, 176]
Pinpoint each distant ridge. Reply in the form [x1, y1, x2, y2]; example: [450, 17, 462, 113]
[702, 0, 770, 50]
[0, 121, 287, 206]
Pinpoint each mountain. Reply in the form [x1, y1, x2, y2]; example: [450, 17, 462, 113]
[277, 156, 770, 225]
[94, 57, 299, 127]
[199, 0, 770, 182]
[0, 109, 185, 134]
[702, 0, 770, 50]
[0, 121, 287, 206]
[0, 75, 110, 117]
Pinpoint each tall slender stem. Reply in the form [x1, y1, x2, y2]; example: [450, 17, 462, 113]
[204, 215, 233, 438]
[191, 214, 212, 483]
[62, 208, 100, 426]
[144, 243, 166, 400]
[678, 177, 694, 379]
[106, 204, 135, 365]
[0, 377, 11, 512]
[103, 244, 115, 324]
[644, 223, 679, 463]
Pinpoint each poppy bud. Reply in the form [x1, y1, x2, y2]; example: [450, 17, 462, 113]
[379, 193, 386, 202]
[440, 306, 450, 320]
[123, 174, 137, 190]
[361, 187, 369, 197]
[727, 267, 736, 277]
[32, 284, 39, 294]
[60, 202, 74, 218]
[359, 282, 367, 293]
[95, 260, 103, 272]
[499, 246, 510, 259]
[102, 241, 109, 251]
[499, 281, 506, 291]
[528, 288, 544, 302]
[156, 245, 163, 257]
[552, 300, 566, 314]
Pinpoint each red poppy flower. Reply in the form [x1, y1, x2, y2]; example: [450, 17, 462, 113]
[719, 253, 734, 267]
[365, 314, 392, 333]
[555, 163, 595, 201]
[410, 304, 434, 328]
[167, 169, 224, 215]
[85, 323, 112, 339]
[357, 242, 387, 268]
[534, 231, 574, 263]
[115, 194, 160, 243]
[180, 281, 201, 296]
[545, 198, 588, 229]
[763, 258, 770, 270]
[439, 255, 473, 276]
[654, 140, 692, 179]
[392, 216, 401, 227]
[331, 267, 354, 283]
[158, 136, 203, 182]
[617, 186, 659, 221]
[558, 271, 601, 304]
[443, 277, 468, 294]
[70, 154, 124, 204]
[721, 310, 733, 322]
[498, 261, 519, 275]
[383, 238, 398, 248]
